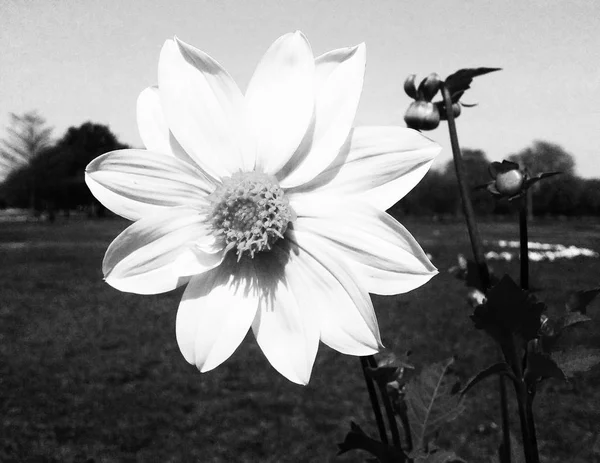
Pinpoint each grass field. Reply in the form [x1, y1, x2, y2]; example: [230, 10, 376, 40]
[1, 215, 599, 462]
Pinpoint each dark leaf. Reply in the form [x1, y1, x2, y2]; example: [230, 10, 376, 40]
[471, 275, 544, 344]
[522, 171, 561, 190]
[566, 288, 600, 314]
[524, 351, 566, 386]
[552, 347, 600, 378]
[556, 312, 592, 332]
[405, 358, 465, 453]
[461, 363, 514, 396]
[337, 422, 406, 462]
[445, 67, 502, 97]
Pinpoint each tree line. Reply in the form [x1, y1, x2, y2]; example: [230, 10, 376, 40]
[0, 112, 128, 218]
[392, 142, 600, 218]
[1, 112, 599, 218]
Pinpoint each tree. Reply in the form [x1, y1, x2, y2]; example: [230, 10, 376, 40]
[444, 148, 495, 215]
[0, 111, 53, 211]
[0, 122, 128, 217]
[508, 140, 575, 176]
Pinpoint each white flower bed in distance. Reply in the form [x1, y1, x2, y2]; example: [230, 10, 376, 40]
[485, 240, 599, 262]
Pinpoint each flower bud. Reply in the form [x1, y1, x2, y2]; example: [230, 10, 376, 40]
[404, 101, 440, 131]
[495, 169, 525, 196]
[420, 73, 441, 101]
[404, 74, 418, 99]
[467, 288, 486, 308]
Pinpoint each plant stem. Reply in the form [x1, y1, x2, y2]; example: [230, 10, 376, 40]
[367, 356, 402, 449]
[441, 83, 511, 460]
[498, 372, 511, 461]
[360, 356, 388, 445]
[441, 84, 490, 291]
[519, 194, 529, 290]
[526, 388, 539, 460]
[506, 335, 539, 463]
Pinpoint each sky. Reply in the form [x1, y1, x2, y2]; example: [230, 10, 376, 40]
[2, 0, 599, 179]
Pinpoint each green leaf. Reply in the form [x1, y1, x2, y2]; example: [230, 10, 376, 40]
[405, 358, 465, 453]
[445, 67, 502, 97]
[552, 347, 600, 378]
[461, 363, 514, 396]
[566, 288, 600, 314]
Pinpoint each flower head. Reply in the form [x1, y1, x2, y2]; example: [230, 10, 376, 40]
[85, 32, 441, 384]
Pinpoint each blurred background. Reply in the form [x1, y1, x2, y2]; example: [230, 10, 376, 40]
[1, 1, 599, 462]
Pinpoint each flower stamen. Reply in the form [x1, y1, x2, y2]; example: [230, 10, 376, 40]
[208, 172, 295, 260]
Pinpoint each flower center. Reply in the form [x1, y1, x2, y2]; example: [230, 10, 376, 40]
[208, 172, 295, 259]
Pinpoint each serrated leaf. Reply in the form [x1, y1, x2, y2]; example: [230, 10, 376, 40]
[552, 347, 600, 377]
[566, 288, 600, 314]
[524, 351, 566, 385]
[461, 363, 514, 396]
[337, 422, 406, 462]
[445, 67, 502, 97]
[405, 358, 465, 453]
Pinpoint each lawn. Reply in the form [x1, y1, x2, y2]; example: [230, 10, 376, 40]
[1, 216, 599, 462]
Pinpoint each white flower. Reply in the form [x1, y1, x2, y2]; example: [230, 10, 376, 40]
[85, 32, 440, 384]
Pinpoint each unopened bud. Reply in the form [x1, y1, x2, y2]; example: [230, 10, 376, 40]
[404, 101, 440, 131]
[495, 169, 525, 196]
[420, 73, 441, 101]
[404, 74, 418, 99]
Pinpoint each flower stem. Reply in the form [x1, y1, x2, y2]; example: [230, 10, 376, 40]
[367, 356, 402, 449]
[441, 83, 510, 460]
[506, 335, 539, 463]
[441, 84, 490, 291]
[519, 194, 529, 290]
[360, 356, 388, 445]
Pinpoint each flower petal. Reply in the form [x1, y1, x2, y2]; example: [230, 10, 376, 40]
[136, 86, 197, 165]
[103, 208, 223, 294]
[176, 263, 259, 372]
[292, 198, 437, 295]
[245, 31, 315, 175]
[280, 44, 366, 188]
[251, 245, 320, 385]
[158, 38, 249, 179]
[288, 127, 441, 211]
[286, 229, 382, 356]
[85, 149, 214, 221]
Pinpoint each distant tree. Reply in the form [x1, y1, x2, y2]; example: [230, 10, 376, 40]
[508, 140, 575, 176]
[578, 179, 600, 215]
[444, 148, 495, 215]
[0, 122, 127, 217]
[0, 111, 53, 212]
[507, 141, 578, 216]
[45, 122, 128, 215]
[393, 169, 459, 217]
